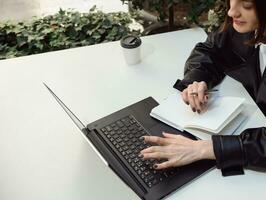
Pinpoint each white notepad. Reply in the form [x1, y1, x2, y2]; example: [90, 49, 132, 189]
[150, 92, 245, 134]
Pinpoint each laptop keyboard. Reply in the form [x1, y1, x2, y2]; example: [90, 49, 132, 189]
[100, 115, 179, 188]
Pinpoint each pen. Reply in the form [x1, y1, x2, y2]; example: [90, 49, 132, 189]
[190, 89, 219, 96]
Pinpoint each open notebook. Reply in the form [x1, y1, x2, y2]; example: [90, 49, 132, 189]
[150, 92, 245, 134]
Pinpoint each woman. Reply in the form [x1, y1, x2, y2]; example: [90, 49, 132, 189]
[139, 0, 266, 176]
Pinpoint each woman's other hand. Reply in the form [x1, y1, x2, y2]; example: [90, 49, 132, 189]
[139, 132, 215, 170]
[181, 81, 208, 113]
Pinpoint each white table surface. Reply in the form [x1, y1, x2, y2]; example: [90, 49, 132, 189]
[0, 28, 265, 200]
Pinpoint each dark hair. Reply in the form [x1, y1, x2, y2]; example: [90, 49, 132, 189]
[221, 0, 266, 44]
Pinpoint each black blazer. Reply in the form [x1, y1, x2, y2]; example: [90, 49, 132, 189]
[174, 25, 266, 176]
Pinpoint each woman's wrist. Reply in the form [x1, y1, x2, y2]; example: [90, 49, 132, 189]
[196, 140, 216, 160]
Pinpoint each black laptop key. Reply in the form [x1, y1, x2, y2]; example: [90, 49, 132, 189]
[116, 120, 124, 128]
[106, 126, 112, 131]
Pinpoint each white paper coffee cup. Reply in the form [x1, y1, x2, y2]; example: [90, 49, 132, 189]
[120, 35, 142, 65]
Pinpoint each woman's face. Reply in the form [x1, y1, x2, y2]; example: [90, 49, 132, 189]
[228, 0, 259, 33]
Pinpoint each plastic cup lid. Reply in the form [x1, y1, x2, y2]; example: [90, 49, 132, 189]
[120, 35, 141, 49]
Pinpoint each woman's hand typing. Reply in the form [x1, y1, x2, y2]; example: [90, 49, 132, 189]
[139, 132, 215, 170]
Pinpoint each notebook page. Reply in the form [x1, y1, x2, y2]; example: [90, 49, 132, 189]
[150, 92, 197, 131]
[185, 97, 245, 132]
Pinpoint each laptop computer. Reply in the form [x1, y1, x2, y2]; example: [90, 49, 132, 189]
[44, 83, 215, 200]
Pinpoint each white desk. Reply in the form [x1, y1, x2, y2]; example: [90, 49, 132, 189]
[0, 28, 265, 200]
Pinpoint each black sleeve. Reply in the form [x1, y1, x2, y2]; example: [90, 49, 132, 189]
[212, 127, 266, 176]
[173, 28, 228, 91]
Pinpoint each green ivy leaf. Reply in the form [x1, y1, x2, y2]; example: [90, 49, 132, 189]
[102, 19, 112, 29]
[92, 32, 101, 40]
[59, 8, 65, 16]
[34, 42, 44, 50]
[17, 35, 28, 47]
[109, 26, 118, 37]
[0, 44, 7, 51]
[98, 28, 106, 35]
[65, 26, 78, 39]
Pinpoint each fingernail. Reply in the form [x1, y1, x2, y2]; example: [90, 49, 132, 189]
[153, 164, 158, 169]
[138, 154, 143, 158]
[185, 101, 189, 105]
[197, 110, 201, 114]
[192, 108, 196, 112]
[139, 136, 145, 141]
